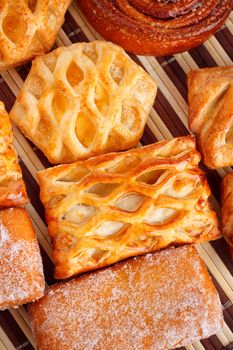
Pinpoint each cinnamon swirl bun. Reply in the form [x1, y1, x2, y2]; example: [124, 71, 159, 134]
[78, 0, 233, 56]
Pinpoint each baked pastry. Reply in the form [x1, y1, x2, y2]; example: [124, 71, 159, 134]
[0, 0, 71, 70]
[10, 41, 157, 164]
[78, 0, 232, 56]
[0, 102, 28, 207]
[221, 172, 233, 257]
[37, 135, 221, 279]
[28, 245, 223, 350]
[0, 207, 45, 310]
[188, 66, 233, 169]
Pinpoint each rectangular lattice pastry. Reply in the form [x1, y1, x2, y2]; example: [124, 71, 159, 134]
[37, 135, 221, 279]
[0, 102, 28, 207]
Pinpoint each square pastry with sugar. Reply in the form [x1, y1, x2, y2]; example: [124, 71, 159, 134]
[0, 102, 28, 207]
[28, 246, 223, 350]
[37, 135, 220, 279]
[188, 66, 233, 169]
[10, 41, 157, 164]
[0, 207, 45, 310]
[0, 0, 71, 70]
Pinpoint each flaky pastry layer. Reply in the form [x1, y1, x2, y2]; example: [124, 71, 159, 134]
[0, 102, 28, 207]
[10, 41, 157, 164]
[221, 172, 233, 257]
[188, 66, 233, 169]
[37, 135, 220, 279]
[0, 0, 70, 70]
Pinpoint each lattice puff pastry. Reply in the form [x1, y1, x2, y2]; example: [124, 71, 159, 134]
[221, 172, 233, 257]
[10, 41, 157, 164]
[188, 66, 233, 169]
[0, 0, 71, 70]
[37, 135, 220, 279]
[0, 102, 28, 207]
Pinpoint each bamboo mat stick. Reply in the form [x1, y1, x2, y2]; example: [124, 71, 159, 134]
[25, 203, 52, 258]
[226, 18, 233, 34]
[191, 341, 206, 350]
[216, 329, 229, 347]
[0, 339, 10, 350]
[0, 328, 16, 350]
[8, 310, 35, 348]
[204, 37, 232, 66]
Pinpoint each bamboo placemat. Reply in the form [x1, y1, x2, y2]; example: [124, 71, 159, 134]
[0, 2, 233, 350]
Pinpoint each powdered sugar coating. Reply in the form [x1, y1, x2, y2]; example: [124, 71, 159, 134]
[29, 246, 223, 350]
[0, 210, 45, 310]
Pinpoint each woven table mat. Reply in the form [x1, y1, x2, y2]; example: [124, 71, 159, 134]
[0, 2, 233, 350]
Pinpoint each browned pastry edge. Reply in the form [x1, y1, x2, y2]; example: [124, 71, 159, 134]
[0, 101, 28, 206]
[187, 66, 233, 169]
[78, 0, 233, 56]
[221, 173, 233, 258]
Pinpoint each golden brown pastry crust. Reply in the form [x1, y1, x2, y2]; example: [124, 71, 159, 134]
[10, 41, 157, 164]
[0, 0, 70, 70]
[221, 172, 233, 257]
[37, 135, 220, 279]
[188, 66, 233, 169]
[0, 207, 45, 310]
[0, 102, 28, 207]
[78, 0, 232, 56]
[28, 246, 223, 350]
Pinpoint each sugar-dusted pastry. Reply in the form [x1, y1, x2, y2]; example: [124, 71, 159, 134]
[0, 102, 28, 207]
[37, 135, 220, 279]
[221, 172, 233, 257]
[10, 41, 157, 164]
[0, 0, 71, 70]
[0, 207, 45, 310]
[28, 246, 223, 350]
[188, 66, 233, 169]
[78, 0, 232, 56]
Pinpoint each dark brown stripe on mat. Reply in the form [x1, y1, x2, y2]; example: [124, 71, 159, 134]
[155, 89, 189, 137]
[189, 44, 218, 68]
[0, 310, 33, 349]
[215, 28, 233, 61]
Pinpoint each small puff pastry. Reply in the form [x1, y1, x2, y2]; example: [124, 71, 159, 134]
[10, 41, 157, 164]
[28, 246, 223, 350]
[221, 172, 233, 257]
[37, 135, 220, 279]
[0, 0, 71, 70]
[0, 102, 28, 207]
[0, 207, 45, 310]
[188, 66, 233, 169]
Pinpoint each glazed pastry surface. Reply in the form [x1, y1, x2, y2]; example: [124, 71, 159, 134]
[10, 41, 157, 164]
[78, 0, 232, 56]
[37, 135, 220, 279]
[0, 0, 70, 70]
[0, 102, 28, 207]
[188, 66, 233, 169]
